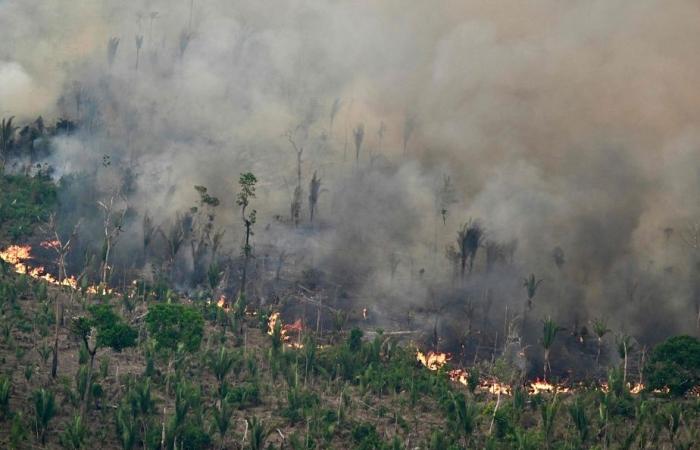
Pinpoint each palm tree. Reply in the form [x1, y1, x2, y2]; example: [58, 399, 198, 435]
[212, 395, 234, 448]
[457, 219, 485, 277]
[568, 397, 589, 447]
[33, 388, 56, 444]
[1, 116, 18, 172]
[591, 318, 610, 365]
[451, 392, 478, 447]
[522, 274, 543, 310]
[209, 347, 238, 396]
[246, 416, 269, 450]
[541, 317, 563, 379]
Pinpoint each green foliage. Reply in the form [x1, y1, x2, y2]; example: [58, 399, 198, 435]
[568, 396, 589, 446]
[0, 375, 11, 419]
[246, 416, 268, 450]
[449, 392, 478, 443]
[348, 327, 363, 352]
[33, 388, 56, 444]
[145, 303, 204, 353]
[212, 394, 234, 441]
[644, 335, 700, 397]
[59, 414, 87, 449]
[540, 395, 559, 449]
[9, 413, 27, 450]
[70, 304, 137, 353]
[115, 405, 137, 450]
[0, 174, 56, 240]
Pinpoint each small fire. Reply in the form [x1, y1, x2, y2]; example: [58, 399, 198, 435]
[416, 350, 450, 371]
[40, 240, 60, 250]
[529, 379, 570, 394]
[216, 295, 228, 310]
[267, 312, 304, 347]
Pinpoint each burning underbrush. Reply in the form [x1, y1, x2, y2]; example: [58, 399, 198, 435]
[415, 349, 688, 397]
[0, 243, 110, 294]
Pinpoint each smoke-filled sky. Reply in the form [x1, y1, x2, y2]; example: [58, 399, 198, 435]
[3, 0, 700, 344]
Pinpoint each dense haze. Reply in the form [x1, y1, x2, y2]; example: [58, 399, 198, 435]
[3, 1, 700, 371]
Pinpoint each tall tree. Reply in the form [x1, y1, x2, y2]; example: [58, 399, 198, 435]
[541, 317, 562, 380]
[40, 214, 81, 379]
[236, 172, 257, 300]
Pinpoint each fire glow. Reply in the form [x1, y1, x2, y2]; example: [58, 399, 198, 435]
[415, 349, 639, 396]
[1, 244, 78, 289]
[267, 312, 304, 348]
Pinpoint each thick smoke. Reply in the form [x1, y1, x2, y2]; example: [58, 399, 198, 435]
[3, 0, 700, 374]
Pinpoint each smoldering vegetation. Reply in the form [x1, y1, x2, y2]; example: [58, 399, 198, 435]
[3, 0, 700, 379]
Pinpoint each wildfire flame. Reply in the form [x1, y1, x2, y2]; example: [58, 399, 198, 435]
[416, 350, 450, 370]
[419, 351, 693, 396]
[1, 245, 78, 289]
[267, 312, 304, 348]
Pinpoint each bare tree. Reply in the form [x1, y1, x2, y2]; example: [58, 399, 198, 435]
[40, 214, 81, 378]
[97, 192, 128, 286]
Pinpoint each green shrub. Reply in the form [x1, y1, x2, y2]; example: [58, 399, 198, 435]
[644, 335, 700, 397]
[145, 303, 204, 353]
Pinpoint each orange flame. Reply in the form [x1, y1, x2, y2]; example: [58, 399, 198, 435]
[267, 312, 304, 348]
[416, 350, 450, 371]
[1, 245, 78, 289]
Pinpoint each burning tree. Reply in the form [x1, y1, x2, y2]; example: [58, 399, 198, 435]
[541, 317, 563, 380]
[457, 219, 484, 277]
[236, 172, 257, 300]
